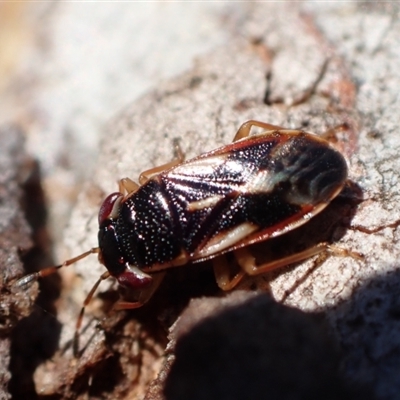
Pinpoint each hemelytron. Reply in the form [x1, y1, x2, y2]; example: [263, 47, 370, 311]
[15, 120, 355, 321]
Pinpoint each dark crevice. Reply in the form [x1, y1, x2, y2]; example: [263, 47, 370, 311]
[9, 161, 62, 400]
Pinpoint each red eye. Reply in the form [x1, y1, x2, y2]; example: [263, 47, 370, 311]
[98, 192, 123, 225]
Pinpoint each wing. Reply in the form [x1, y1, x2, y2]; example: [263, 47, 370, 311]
[162, 131, 347, 261]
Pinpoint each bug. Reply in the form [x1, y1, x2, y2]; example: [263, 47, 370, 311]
[15, 120, 356, 323]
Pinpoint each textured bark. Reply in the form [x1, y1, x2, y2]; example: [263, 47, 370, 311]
[4, 3, 400, 400]
[0, 126, 34, 400]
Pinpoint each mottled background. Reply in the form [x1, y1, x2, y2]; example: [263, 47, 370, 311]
[0, 3, 399, 400]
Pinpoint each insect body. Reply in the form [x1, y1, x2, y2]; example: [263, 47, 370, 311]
[16, 121, 349, 311]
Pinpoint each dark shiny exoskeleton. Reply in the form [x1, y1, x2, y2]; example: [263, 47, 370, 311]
[98, 126, 347, 295]
[16, 121, 351, 310]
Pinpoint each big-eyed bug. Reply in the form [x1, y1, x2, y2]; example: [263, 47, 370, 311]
[15, 120, 358, 332]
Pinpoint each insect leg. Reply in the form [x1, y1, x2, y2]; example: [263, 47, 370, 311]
[139, 141, 184, 185]
[112, 271, 166, 310]
[119, 178, 140, 195]
[233, 120, 284, 142]
[74, 270, 111, 355]
[316, 123, 352, 143]
[212, 255, 246, 291]
[234, 244, 362, 276]
[74, 271, 165, 354]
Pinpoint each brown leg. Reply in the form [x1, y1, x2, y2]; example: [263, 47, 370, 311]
[234, 243, 362, 276]
[139, 142, 185, 185]
[74, 270, 111, 355]
[74, 270, 165, 354]
[212, 255, 246, 291]
[233, 120, 284, 142]
[212, 243, 331, 291]
[119, 177, 140, 195]
[319, 123, 352, 142]
[112, 271, 166, 310]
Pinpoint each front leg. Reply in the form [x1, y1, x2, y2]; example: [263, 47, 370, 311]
[113, 271, 166, 310]
[139, 141, 185, 185]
